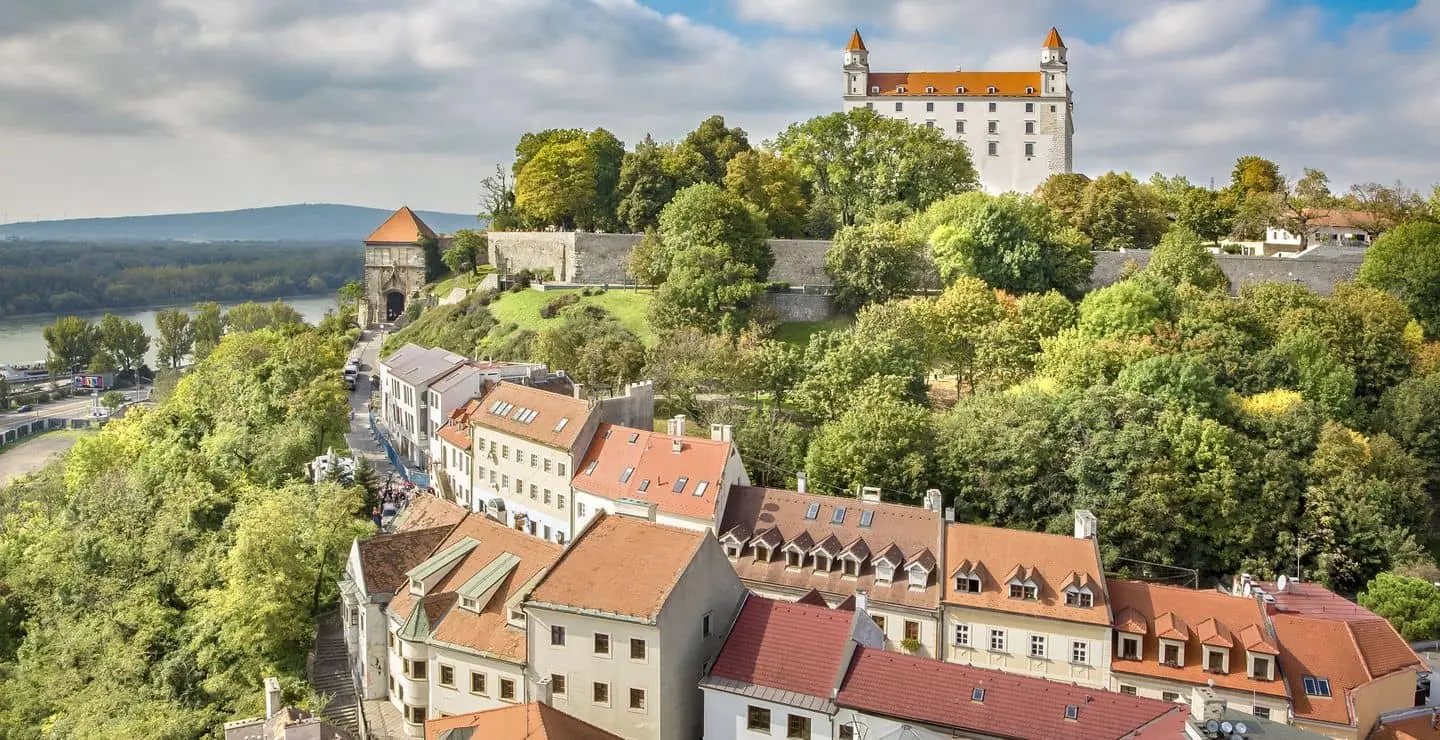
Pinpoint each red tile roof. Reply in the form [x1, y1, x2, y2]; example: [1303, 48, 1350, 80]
[1108, 581, 1287, 698]
[865, 71, 1043, 97]
[836, 647, 1181, 740]
[472, 382, 593, 451]
[710, 596, 855, 700]
[365, 206, 437, 244]
[944, 522, 1110, 627]
[1254, 579, 1385, 621]
[718, 486, 942, 611]
[1374, 712, 1440, 740]
[846, 29, 866, 52]
[1273, 613, 1422, 727]
[356, 526, 454, 595]
[1043, 27, 1065, 49]
[573, 423, 735, 522]
[425, 702, 622, 740]
[397, 496, 468, 532]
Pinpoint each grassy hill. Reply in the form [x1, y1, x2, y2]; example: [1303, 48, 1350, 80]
[487, 288, 654, 343]
[0, 203, 482, 242]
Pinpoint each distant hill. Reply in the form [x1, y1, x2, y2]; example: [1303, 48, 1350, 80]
[0, 204, 483, 243]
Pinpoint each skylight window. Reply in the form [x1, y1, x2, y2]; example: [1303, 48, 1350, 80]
[1064, 705, 1079, 720]
[831, 507, 847, 525]
[971, 687, 985, 702]
[1303, 676, 1331, 697]
[672, 477, 689, 493]
[584, 460, 598, 476]
[804, 503, 820, 520]
[638, 479, 650, 492]
[859, 510, 874, 528]
[603, 428, 613, 439]
[694, 481, 708, 497]
[620, 467, 635, 483]
[553, 417, 569, 433]
[490, 401, 504, 413]
[511, 406, 526, 420]
[628, 433, 639, 444]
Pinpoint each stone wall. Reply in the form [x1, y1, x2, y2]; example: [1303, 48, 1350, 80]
[764, 291, 837, 322]
[1090, 250, 1363, 295]
[571, 233, 643, 285]
[486, 231, 575, 281]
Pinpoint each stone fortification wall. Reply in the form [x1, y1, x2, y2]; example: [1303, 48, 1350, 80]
[570, 233, 642, 285]
[766, 239, 832, 287]
[764, 292, 838, 322]
[1090, 250, 1363, 295]
[486, 232, 576, 281]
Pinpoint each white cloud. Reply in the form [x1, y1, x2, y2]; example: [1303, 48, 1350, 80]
[0, 0, 1437, 219]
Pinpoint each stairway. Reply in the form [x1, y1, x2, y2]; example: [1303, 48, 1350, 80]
[311, 613, 364, 738]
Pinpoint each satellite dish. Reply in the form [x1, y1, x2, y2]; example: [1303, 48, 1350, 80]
[1220, 721, 1234, 734]
[1235, 721, 1249, 734]
[1205, 719, 1220, 733]
[1277, 574, 1289, 592]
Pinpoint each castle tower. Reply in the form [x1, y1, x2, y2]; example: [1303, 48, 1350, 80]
[1040, 27, 1074, 175]
[1041, 27, 1067, 94]
[843, 28, 869, 98]
[361, 206, 437, 326]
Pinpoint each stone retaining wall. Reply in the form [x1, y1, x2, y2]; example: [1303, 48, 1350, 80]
[1090, 250, 1363, 294]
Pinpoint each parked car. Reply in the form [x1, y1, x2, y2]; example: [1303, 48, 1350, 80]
[15, 404, 33, 413]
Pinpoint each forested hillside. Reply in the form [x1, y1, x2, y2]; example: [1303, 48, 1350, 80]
[0, 322, 370, 736]
[0, 204, 478, 242]
[0, 241, 359, 317]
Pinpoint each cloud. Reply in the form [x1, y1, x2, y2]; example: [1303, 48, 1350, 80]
[0, 0, 1437, 219]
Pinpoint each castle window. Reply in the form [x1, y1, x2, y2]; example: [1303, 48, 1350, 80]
[1025, 142, 1035, 157]
[956, 86, 966, 94]
[1026, 86, 1035, 94]
[1025, 121, 1035, 135]
[987, 142, 997, 156]
[895, 102, 903, 112]
[925, 86, 935, 94]
[988, 121, 998, 134]
[988, 102, 997, 113]
[987, 86, 997, 94]
[1026, 102, 1035, 113]
[925, 101, 934, 112]
[956, 102, 965, 112]
[955, 121, 965, 134]
[871, 86, 880, 94]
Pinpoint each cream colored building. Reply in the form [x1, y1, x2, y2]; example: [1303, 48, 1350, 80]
[377, 343, 468, 469]
[525, 512, 748, 740]
[941, 512, 1113, 689]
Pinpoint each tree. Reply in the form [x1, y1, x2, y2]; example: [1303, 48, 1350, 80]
[804, 380, 934, 501]
[642, 183, 772, 284]
[774, 107, 977, 226]
[681, 115, 751, 184]
[155, 308, 194, 369]
[96, 313, 150, 376]
[226, 301, 304, 333]
[100, 390, 126, 410]
[1346, 181, 1427, 230]
[479, 164, 522, 231]
[442, 229, 486, 276]
[739, 338, 803, 410]
[1175, 187, 1237, 243]
[535, 306, 646, 394]
[825, 220, 926, 313]
[1145, 226, 1230, 292]
[1230, 155, 1282, 197]
[192, 301, 224, 360]
[1034, 172, 1091, 227]
[514, 138, 599, 230]
[616, 135, 675, 232]
[1076, 172, 1168, 250]
[648, 245, 768, 336]
[920, 192, 1094, 298]
[0, 376, 7, 409]
[1359, 221, 1440, 334]
[583, 128, 626, 232]
[914, 277, 1004, 387]
[722, 150, 807, 237]
[791, 322, 929, 421]
[1115, 354, 1228, 417]
[42, 315, 99, 375]
[1076, 280, 1171, 340]
[1273, 168, 1336, 250]
[1358, 573, 1440, 641]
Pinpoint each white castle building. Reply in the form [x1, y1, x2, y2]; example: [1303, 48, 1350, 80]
[841, 27, 1074, 195]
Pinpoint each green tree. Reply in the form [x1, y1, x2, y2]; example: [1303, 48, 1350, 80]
[1115, 353, 1228, 417]
[515, 138, 599, 230]
[1076, 280, 1172, 340]
[642, 182, 772, 284]
[1175, 187, 1237, 244]
[919, 192, 1094, 298]
[791, 323, 928, 421]
[442, 229, 486, 276]
[1359, 221, 1440, 334]
[99, 390, 126, 410]
[479, 163, 522, 231]
[96, 313, 150, 376]
[535, 306, 646, 394]
[192, 301, 225, 360]
[1034, 172, 1091, 227]
[1346, 181, 1427, 230]
[1273, 168, 1336, 249]
[226, 301, 304, 333]
[825, 220, 927, 314]
[774, 107, 977, 226]
[337, 279, 364, 312]
[616, 135, 675, 232]
[804, 380, 934, 501]
[682, 115, 751, 184]
[1077, 172, 1169, 250]
[42, 315, 99, 375]
[1231, 155, 1283, 197]
[1358, 572, 1440, 641]
[723, 150, 807, 237]
[648, 245, 767, 336]
[154, 308, 194, 369]
[740, 337, 803, 410]
[1145, 226, 1230, 292]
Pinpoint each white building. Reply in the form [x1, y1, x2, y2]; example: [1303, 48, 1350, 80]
[378, 344, 469, 469]
[571, 417, 750, 534]
[841, 27, 1074, 195]
[430, 400, 479, 509]
[525, 512, 748, 740]
[1265, 208, 1380, 250]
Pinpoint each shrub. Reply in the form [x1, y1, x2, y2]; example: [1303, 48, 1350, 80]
[901, 637, 921, 653]
[539, 293, 581, 319]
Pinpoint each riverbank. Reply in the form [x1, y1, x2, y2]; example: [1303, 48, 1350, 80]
[0, 292, 337, 322]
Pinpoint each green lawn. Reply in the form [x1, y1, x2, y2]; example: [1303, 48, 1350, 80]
[488, 287, 656, 343]
[426, 267, 495, 298]
[772, 317, 852, 348]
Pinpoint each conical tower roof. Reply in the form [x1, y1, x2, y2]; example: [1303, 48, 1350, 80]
[1042, 27, 1065, 49]
[365, 206, 438, 244]
[846, 28, 867, 52]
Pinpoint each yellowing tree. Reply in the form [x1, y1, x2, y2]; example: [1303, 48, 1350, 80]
[515, 139, 598, 231]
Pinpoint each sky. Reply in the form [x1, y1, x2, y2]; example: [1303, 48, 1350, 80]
[0, 0, 1437, 221]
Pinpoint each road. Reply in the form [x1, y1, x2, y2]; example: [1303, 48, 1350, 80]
[0, 431, 87, 486]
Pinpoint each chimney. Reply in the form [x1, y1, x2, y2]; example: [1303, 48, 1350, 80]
[721, 424, 732, 442]
[924, 489, 943, 513]
[944, 506, 956, 522]
[1073, 510, 1097, 539]
[860, 486, 881, 503]
[672, 415, 687, 437]
[855, 589, 868, 614]
[1241, 573, 1253, 597]
[572, 381, 584, 400]
[1189, 686, 1225, 723]
[672, 438, 683, 453]
[536, 676, 554, 706]
[796, 471, 807, 494]
[264, 676, 283, 719]
[710, 423, 724, 441]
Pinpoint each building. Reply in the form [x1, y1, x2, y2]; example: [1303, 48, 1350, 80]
[841, 27, 1074, 195]
[716, 485, 947, 658]
[941, 511, 1114, 689]
[1181, 687, 1329, 740]
[1372, 706, 1440, 740]
[701, 594, 885, 740]
[384, 513, 565, 737]
[363, 207, 438, 325]
[833, 646, 1182, 739]
[432, 400, 481, 508]
[1108, 581, 1290, 720]
[378, 344, 469, 469]
[1265, 209, 1380, 250]
[340, 525, 456, 701]
[525, 512, 748, 740]
[424, 702, 623, 740]
[469, 380, 653, 545]
[571, 417, 750, 534]
[223, 677, 351, 740]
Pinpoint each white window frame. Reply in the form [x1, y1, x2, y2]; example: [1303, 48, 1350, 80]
[954, 623, 970, 647]
[1029, 634, 1047, 658]
[989, 629, 1007, 652]
[1071, 641, 1088, 665]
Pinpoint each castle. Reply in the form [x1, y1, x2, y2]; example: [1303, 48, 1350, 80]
[841, 27, 1074, 195]
[359, 206, 436, 325]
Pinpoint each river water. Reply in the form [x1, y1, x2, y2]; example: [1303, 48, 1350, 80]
[0, 295, 338, 368]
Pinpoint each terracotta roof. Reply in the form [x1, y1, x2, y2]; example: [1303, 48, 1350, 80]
[528, 513, 707, 622]
[436, 401, 478, 450]
[365, 206, 437, 244]
[424, 702, 622, 740]
[943, 522, 1110, 626]
[1108, 581, 1287, 698]
[1374, 712, 1440, 740]
[1115, 607, 1148, 635]
[1273, 613, 1422, 727]
[572, 423, 735, 522]
[356, 526, 455, 595]
[1043, 26, 1065, 49]
[710, 596, 856, 700]
[718, 486, 942, 611]
[865, 71, 1043, 97]
[1306, 208, 1381, 231]
[1254, 579, 1387, 621]
[836, 647, 1181, 739]
[846, 29, 866, 52]
[472, 382, 593, 451]
[396, 496, 468, 532]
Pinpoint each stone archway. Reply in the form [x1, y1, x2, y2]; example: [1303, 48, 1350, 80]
[384, 291, 405, 321]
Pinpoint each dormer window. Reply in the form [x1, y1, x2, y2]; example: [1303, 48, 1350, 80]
[955, 575, 981, 593]
[1204, 647, 1228, 674]
[907, 564, 929, 590]
[1008, 582, 1038, 600]
[409, 579, 423, 596]
[724, 543, 742, 558]
[1064, 587, 1093, 607]
[875, 562, 895, 584]
[815, 554, 832, 572]
[1025, 86, 1035, 94]
[461, 596, 478, 612]
[1160, 640, 1183, 667]
[987, 86, 997, 94]
[1119, 636, 1140, 660]
[870, 86, 880, 94]
[842, 557, 860, 577]
[786, 550, 803, 569]
[956, 86, 966, 94]
[755, 544, 772, 562]
[1249, 653, 1273, 681]
[896, 85, 906, 93]
[924, 86, 935, 93]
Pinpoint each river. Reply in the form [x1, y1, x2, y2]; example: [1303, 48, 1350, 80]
[0, 296, 338, 368]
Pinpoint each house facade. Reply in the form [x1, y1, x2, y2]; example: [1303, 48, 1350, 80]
[430, 400, 479, 508]
[841, 27, 1074, 195]
[525, 513, 748, 740]
[1266, 209, 1380, 250]
[716, 485, 947, 659]
[940, 511, 1114, 689]
[378, 344, 469, 469]
[571, 417, 750, 534]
